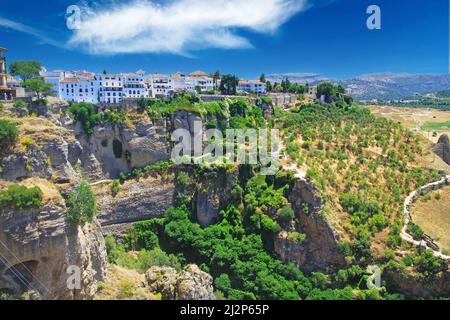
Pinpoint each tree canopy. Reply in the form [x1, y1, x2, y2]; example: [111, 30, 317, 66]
[9, 61, 42, 80]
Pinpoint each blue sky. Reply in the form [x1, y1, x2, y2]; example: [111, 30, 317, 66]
[0, 0, 447, 79]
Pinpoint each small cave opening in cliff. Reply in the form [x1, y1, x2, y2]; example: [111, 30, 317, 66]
[4, 260, 39, 291]
[112, 140, 123, 158]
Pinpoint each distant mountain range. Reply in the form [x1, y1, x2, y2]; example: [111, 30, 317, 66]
[267, 72, 450, 100]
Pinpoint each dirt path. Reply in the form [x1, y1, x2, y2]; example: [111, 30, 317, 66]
[90, 179, 113, 187]
[278, 137, 307, 179]
[402, 175, 450, 260]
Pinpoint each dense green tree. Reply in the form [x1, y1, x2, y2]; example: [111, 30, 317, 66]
[219, 75, 239, 95]
[68, 102, 100, 135]
[66, 181, 97, 225]
[23, 78, 53, 99]
[0, 119, 18, 151]
[9, 61, 42, 80]
[259, 73, 266, 83]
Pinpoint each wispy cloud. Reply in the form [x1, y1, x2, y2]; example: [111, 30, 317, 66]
[68, 0, 308, 55]
[0, 17, 63, 47]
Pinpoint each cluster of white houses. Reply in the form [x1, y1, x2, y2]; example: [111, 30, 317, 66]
[40, 69, 267, 104]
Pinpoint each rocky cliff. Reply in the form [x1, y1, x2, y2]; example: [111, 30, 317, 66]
[0, 179, 107, 300]
[385, 268, 450, 298]
[145, 265, 216, 300]
[275, 178, 346, 273]
[194, 168, 239, 227]
[433, 134, 450, 165]
[94, 175, 176, 227]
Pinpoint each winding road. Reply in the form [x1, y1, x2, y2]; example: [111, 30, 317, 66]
[401, 175, 450, 260]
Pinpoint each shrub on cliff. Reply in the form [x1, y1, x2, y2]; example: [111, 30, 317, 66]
[0, 119, 19, 152]
[12, 100, 29, 109]
[66, 181, 97, 225]
[0, 184, 43, 210]
[68, 102, 100, 135]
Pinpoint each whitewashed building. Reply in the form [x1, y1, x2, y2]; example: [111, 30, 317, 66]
[186, 71, 214, 92]
[60, 77, 97, 103]
[96, 74, 124, 104]
[238, 80, 266, 94]
[147, 73, 175, 98]
[122, 73, 147, 99]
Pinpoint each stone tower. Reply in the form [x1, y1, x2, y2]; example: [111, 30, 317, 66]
[0, 47, 13, 100]
[0, 48, 7, 88]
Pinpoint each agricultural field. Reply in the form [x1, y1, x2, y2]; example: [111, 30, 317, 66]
[412, 186, 450, 254]
[368, 106, 450, 144]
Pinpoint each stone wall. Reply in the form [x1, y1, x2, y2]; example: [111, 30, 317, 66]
[402, 175, 450, 260]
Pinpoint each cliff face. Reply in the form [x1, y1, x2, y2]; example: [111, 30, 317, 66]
[0, 180, 107, 300]
[433, 134, 450, 165]
[145, 265, 216, 300]
[385, 269, 450, 298]
[94, 175, 176, 227]
[74, 117, 171, 181]
[275, 178, 346, 273]
[0, 118, 80, 182]
[195, 169, 238, 227]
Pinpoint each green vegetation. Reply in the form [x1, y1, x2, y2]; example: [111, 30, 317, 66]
[119, 160, 173, 182]
[111, 180, 120, 197]
[421, 121, 450, 131]
[407, 222, 424, 240]
[142, 93, 230, 120]
[276, 101, 439, 252]
[23, 78, 53, 99]
[266, 78, 309, 94]
[13, 100, 29, 109]
[374, 92, 450, 111]
[0, 119, 19, 151]
[9, 61, 42, 80]
[68, 102, 100, 135]
[0, 184, 43, 210]
[316, 82, 349, 103]
[66, 181, 97, 225]
[219, 75, 239, 96]
[105, 236, 182, 273]
[228, 98, 266, 129]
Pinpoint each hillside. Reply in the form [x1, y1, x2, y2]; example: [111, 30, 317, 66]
[267, 73, 450, 101]
[1, 94, 449, 300]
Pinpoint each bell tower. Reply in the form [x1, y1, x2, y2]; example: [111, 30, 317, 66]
[0, 48, 7, 88]
[0, 47, 13, 100]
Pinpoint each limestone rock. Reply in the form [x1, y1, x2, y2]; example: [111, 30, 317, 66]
[385, 268, 450, 297]
[0, 183, 107, 300]
[0, 145, 51, 181]
[274, 178, 346, 273]
[433, 134, 450, 165]
[195, 169, 238, 227]
[95, 176, 176, 226]
[145, 265, 215, 300]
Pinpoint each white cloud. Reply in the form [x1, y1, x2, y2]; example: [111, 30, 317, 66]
[68, 0, 308, 55]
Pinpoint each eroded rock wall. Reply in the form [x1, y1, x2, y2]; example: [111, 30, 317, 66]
[0, 198, 107, 300]
[275, 178, 346, 273]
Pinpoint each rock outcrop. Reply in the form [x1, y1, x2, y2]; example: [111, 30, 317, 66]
[195, 169, 238, 227]
[275, 178, 346, 273]
[145, 265, 215, 300]
[75, 118, 171, 180]
[0, 118, 79, 182]
[433, 134, 450, 165]
[94, 175, 176, 226]
[0, 180, 107, 300]
[385, 268, 450, 297]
